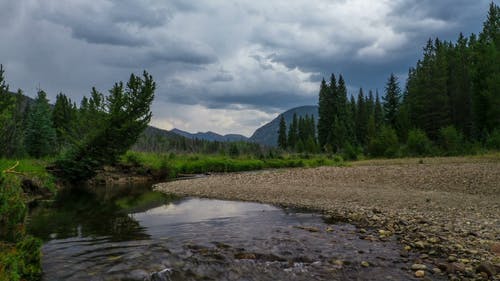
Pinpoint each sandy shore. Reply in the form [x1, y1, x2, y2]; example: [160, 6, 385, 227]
[155, 156, 500, 279]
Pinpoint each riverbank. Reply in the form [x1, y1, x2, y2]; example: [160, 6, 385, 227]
[155, 155, 500, 280]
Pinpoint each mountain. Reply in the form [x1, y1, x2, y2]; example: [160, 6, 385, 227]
[249, 105, 318, 147]
[170, 128, 248, 142]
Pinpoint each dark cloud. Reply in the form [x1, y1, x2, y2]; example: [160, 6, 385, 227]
[0, 0, 494, 134]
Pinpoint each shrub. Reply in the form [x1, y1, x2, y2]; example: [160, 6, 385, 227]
[368, 126, 399, 158]
[406, 129, 433, 156]
[486, 129, 500, 150]
[342, 143, 361, 161]
[439, 125, 465, 155]
[0, 175, 42, 281]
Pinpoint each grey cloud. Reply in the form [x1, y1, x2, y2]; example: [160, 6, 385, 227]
[0, 0, 495, 134]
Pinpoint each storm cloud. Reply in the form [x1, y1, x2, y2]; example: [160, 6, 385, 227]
[0, 0, 493, 136]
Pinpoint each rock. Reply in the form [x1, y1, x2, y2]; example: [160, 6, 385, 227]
[331, 259, 344, 267]
[415, 241, 426, 249]
[295, 225, 320, 232]
[492, 243, 500, 256]
[476, 263, 496, 277]
[448, 255, 457, 262]
[415, 270, 425, 278]
[235, 252, 257, 259]
[450, 262, 466, 273]
[432, 267, 442, 274]
[361, 261, 370, 267]
[124, 269, 149, 281]
[411, 264, 427, 271]
[427, 237, 439, 244]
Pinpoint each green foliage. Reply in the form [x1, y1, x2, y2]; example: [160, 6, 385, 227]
[368, 126, 399, 158]
[52, 93, 77, 149]
[439, 125, 465, 156]
[342, 143, 361, 161]
[383, 73, 401, 129]
[0, 176, 26, 242]
[406, 129, 434, 156]
[486, 128, 500, 149]
[120, 151, 344, 178]
[53, 71, 156, 183]
[0, 175, 42, 281]
[25, 91, 56, 158]
[277, 115, 287, 149]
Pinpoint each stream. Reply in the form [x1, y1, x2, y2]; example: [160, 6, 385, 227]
[27, 183, 436, 281]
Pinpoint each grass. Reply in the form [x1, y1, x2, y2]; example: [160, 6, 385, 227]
[350, 151, 500, 166]
[0, 158, 56, 192]
[121, 151, 345, 178]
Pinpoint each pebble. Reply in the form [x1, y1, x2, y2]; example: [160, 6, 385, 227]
[411, 264, 427, 271]
[415, 270, 425, 278]
[361, 261, 370, 267]
[476, 262, 496, 277]
[414, 241, 425, 249]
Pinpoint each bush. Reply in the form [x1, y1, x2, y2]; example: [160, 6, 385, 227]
[486, 129, 500, 150]
[406, 129, 433, 156]
[342, 144, 361, 161]
[368, 126, 399, 158]
[439, 125, 465, 156]
[0, 175, 42, 281]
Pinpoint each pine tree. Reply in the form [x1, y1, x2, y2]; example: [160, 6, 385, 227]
[53, 71, 156, 182]
[355, 88, 367, 145]
[25, 90, 56, 158]
[317, 78, 331, 149]
[52, 93, 77, 149]
[277, 115, 287, 149]
[383, 73, 401, 129]
[472, 2, 500, 138]
[287, 113, 298, 149]
[374, 90, 383, 131]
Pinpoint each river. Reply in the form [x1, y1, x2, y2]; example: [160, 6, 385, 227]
[27, 182, 439, 281]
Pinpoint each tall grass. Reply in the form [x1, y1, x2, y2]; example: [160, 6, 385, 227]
[0, 158, 56, 191]
[121, 151, 345, 178]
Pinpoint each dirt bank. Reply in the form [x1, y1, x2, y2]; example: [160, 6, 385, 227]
[155, 156, 500, 280]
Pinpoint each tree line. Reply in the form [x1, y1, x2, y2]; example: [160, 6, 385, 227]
[0, 69, 156, 182]
[278, 113, 319, 153]
[312, 3, 500, 158]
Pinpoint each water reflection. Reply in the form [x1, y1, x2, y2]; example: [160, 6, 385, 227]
[28, 184, 434, 281]
[28, 183, 174, 242]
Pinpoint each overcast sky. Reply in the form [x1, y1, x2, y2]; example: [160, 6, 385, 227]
[0, 0, 494, 136]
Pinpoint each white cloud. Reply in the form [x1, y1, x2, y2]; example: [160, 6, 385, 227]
[0, 0, 491, 135]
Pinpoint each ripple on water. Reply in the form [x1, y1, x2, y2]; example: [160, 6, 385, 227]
[29, 188, 443, 281]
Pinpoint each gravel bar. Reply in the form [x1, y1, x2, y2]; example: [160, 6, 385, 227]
[155, 157, 500, 280]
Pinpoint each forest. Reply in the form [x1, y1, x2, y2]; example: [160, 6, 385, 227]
[0, 3, 499, 281]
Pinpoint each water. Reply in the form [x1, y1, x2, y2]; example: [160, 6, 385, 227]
[28, 183, 436, 281]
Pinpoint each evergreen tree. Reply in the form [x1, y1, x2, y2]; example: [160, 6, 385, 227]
[374, 90, 383, 130]
[287, 113, 298, 149]
[0, 65, 25, 157]
[53, 71, 156, 182]
[355, 88, 367, 145]
[52, 93, 77, 149]
[277, 115, 287, 149]
[25, 90, 56, 158]
[383, 73, 401, 129]
[317, 78, 332, 150]
[472, 2, 500, 138]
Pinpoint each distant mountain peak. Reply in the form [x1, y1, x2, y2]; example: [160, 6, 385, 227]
[169, 128, 248, 142]
[249, 105, 318, 147]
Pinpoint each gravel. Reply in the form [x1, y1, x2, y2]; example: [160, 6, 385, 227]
[155, 157, 500, 280]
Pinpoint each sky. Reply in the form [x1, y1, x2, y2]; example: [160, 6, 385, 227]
[0, 0, 494, 136]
